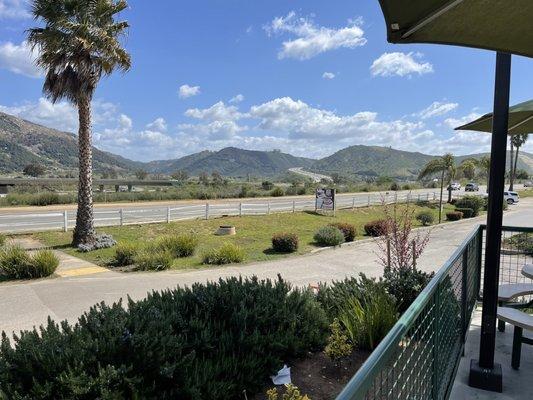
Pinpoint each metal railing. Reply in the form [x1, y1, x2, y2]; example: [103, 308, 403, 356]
[0, 191, 438, 234]
[337, 226, 483, 400]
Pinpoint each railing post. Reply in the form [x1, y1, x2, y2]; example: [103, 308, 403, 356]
[205, 203, 209, 220]
[427, 192, 429, 201]
[63, 210, 68, 232]
[166, 207, 171, 223]
[367, 195, 370, 207]
[432, 288, 441, 399]
[267, 202, 270, 215]
[395, 192, 398, 203]
[352, 197, 355, 210]
[119, 208, 124, 226]
[239, 202, 243, 217]
[462, 245, 469, 346]
[292, 201, 296, 213]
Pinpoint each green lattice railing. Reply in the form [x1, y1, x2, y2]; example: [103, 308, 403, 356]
[336, 226, 483, 400]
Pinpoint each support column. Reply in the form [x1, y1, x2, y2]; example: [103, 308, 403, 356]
[469, 51, 511, 393]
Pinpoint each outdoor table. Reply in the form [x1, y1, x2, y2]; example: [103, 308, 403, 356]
[521, 264, 533, 280]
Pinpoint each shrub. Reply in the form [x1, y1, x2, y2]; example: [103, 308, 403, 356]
[446, 211, 463, 221]
[267, 384, 311, 400]
[313, 226, 345, 247]
[114, 242, 138, 266]
[324, 318, 353, 361]
[272, 233, 299, 253]
[134, 249, 173, 271]
[416, 211, 434, 226]
[383, 267, 434, 313]
[340, 288, 398, 351]
[0, 234, 5, 247]
[402, 184, 413, 190]
[329, 222, 356, 242]
[455, 195, 484, 216]
[503, 232, 533, 256]
[0, 276, 327, 400]
[31, 250, 60, 277]
[0, 246, 33, 279]
[202, 243, 245, 265]
[389, 182, 400, 191]
[364, 219, 388, 237]
[455, 207, 474, 218]
[156, 234, 198, 257]
[77, 234, 117, 252]
[270, 186, 285, 197]
[262, 180, 274, 190]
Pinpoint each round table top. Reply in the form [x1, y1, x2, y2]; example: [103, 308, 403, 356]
[522, 264, 533, 280]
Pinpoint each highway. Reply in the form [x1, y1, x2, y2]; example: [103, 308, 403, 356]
[0, 184, 525, 233]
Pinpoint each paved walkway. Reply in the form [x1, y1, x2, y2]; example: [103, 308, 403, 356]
[1, 200, 532, 336]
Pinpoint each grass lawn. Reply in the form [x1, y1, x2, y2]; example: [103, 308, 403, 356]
[35, 202, 457, 270]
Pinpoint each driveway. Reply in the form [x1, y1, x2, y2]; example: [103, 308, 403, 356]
[1, 199, 532, 336]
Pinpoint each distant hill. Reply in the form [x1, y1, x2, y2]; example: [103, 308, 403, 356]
[310, 145, 435, 179]
[456, 151, 533, 174]
[147, 147, 315, 177]
[0, 111, 143, 174]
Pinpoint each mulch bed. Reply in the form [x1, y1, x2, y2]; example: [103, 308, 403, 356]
[252, 350, 370, 400]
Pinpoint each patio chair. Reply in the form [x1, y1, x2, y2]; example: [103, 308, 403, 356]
[496, 307, 533, 370]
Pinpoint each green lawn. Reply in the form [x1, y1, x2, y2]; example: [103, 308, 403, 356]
[35, 202, 457, 270]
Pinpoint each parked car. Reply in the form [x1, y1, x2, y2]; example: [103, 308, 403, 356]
[448, 182, 461, 191]
[465, 182, 479, 191]
[504, 191, 520, 204]
[524, 181, 533, 188]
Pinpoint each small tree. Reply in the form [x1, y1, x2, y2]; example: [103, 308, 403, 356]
[198, 171, 209, 185]
[135, 169, 148, 180]
[324, 318, 353, 362]
[211, 171, 224, 186]
[171, 170, 188, 183]
[23, 163, 45, 177]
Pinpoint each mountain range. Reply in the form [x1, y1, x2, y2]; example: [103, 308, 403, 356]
[1, 111, 532, 179]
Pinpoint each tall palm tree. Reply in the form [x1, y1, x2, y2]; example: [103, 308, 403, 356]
[28, 0, 131, 246]
[418, 153, 456, 223]
[510, 133, 529, 190]
[463, 156, 491, 191]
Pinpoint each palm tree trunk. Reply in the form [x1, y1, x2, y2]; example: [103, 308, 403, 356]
[509, 139, 514, 190]
[72, 97, 96, 246]
[438, 170, 444, 224]
[513, 145, 520, 185]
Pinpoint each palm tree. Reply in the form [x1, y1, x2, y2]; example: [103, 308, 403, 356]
[28, 0, 131, 246]
[418, 153, 456, 223]
[462, 156, 491, 191]
[510, 133, 529, 190]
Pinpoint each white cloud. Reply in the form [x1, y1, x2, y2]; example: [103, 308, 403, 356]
[0, 0, 30, 19]
[178, 84, 201, 99]
[229, 94, 244, 104]
[265, 12, 366, 60]
[444, 112, 482, 129]
[322, 72, 335, 80]
[418, 101, 458, 119]
[371, 52, 433, 77]
[185, 101, 244, 122]
[0, 41, 42, 78]
[146, 117, 167, 132]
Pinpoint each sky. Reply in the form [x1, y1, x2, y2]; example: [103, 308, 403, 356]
[0, 0, 532, 162]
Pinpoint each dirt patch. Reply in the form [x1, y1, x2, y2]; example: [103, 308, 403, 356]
[253, 350, 370, 400]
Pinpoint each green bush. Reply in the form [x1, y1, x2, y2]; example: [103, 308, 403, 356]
[134, 249, 173, 271]
[156, 234, 198, 257]
[503, 232, 533, 256]
[0, 247, 59, 279]
[416, 211, 434, 226]
[0, 234, 5, 247]
[0, 276, 328, 400]
[270, 186, 285, 197]
[455, 207, 474, 218]
[329, 222, 357, 242]
[339, 288, 398, 351]
[389, 182, 400, 191]
[383, 267, 434, 313]
[364, 219, 388, 237]
[114, 242, 138, 266]
[455, 195, 484, 216]
[31, 250, 60, 277]
[446, 211, 463, 221]
[272, 233, 299, 253]
[202, 243, 245, 265]
[313, 226, 345, 247]
[324, 318, 353, 361]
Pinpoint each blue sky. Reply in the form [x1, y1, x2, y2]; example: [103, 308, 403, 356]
[0, 0, 532, 161]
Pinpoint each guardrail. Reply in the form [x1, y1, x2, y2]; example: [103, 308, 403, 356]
[336, 225, 483, 400]
[0, 192, 439, 234]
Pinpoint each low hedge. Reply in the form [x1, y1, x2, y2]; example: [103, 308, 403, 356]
[455, 207, 474, 218]
[0, 246, 59, 279]
[134, 249, 173, 271]
[202, 243, 245, 265]
[446, 211, 463, 221]
[272, 233, 299, 253]
[314, 226, 345, 247]
[0, 276, 328, 399]
[114, 242, 137, 266]
[329, 222, 357, 242]
[364, 220, 388, 237]
[455, 195, 484, 216]
[416, 211, 434, 226]
[156, 234, 198, 258]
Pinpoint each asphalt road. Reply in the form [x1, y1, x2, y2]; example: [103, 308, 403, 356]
[0, 198, 531, 336]
[0, 184, 514, 233]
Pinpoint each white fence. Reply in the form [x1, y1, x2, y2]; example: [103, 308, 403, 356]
[0, 192, 438, 234]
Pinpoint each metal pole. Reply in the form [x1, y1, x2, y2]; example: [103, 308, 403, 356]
[119, 208, 124, 226]
[205, 203, 209, 220]
[469, 52, 511, 393]
[63, 210, 68, 232]
[166, 207, 171, 223]
[239, 202, 242, 217]
[292, 200, 296, 213]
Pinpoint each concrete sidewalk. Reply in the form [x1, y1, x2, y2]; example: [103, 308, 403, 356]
[1, 200, 532, 336]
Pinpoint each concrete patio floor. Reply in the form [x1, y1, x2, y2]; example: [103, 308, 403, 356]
[451, 306, 533, 399]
